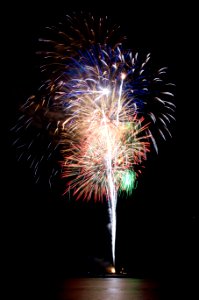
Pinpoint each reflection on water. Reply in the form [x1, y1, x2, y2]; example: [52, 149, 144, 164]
[54, 277, 160, 300]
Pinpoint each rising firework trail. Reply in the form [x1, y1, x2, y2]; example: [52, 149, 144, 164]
[12, 12, 175, 267]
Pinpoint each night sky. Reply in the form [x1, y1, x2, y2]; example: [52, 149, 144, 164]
[4, 1, 197, 297]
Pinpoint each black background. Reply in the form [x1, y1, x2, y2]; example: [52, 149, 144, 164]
[3, 1, 197, 299]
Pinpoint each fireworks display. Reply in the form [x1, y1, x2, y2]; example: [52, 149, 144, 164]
[12, 13, 175, 266]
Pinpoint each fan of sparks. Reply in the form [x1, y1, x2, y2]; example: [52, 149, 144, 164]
[13, 13, 175, 201]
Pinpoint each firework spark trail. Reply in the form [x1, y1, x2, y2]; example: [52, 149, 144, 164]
[102, 108, 117, 265]
[12, 13, 175, 267]
[116, 73, 126, 125]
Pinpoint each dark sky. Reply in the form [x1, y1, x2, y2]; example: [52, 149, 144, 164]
[4, 0, 197, 292]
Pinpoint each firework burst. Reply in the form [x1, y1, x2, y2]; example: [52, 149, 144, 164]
[12, 12, 175, 266]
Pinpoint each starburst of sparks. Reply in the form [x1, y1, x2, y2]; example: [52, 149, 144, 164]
[12, 13, 175, 266]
